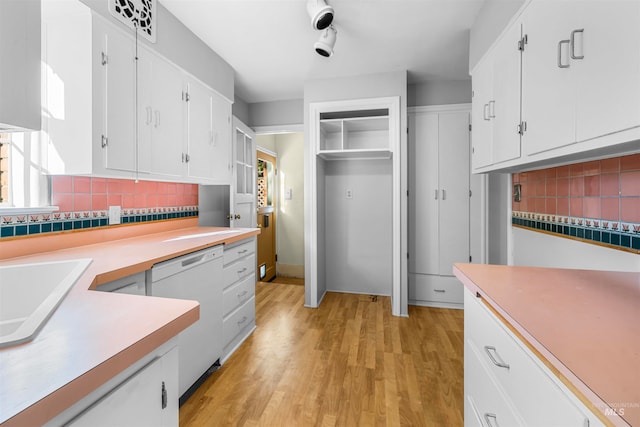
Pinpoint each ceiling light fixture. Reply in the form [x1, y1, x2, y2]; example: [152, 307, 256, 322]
[314, 25, 337, 57]
[307, 0, 334, 30]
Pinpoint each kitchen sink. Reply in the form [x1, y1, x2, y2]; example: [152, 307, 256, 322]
[0, 258, 92, 348]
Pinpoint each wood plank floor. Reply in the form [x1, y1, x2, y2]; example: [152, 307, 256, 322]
[180, 282, 464, 426]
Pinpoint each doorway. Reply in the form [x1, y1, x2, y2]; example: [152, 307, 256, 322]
[256, 149, 277, 282]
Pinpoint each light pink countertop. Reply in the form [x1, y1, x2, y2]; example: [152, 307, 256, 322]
[454, 263, 640, 427]
[0, 223, 259, 426]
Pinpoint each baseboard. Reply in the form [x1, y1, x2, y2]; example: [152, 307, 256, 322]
[276, 263, 304, 278]
[409, 300, 464, 310]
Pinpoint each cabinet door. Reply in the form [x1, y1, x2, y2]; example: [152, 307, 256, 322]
[231, 117, 256, 228]
[574, 1, 640, 142]
[491, 22, 521, 164]
[68, 347, 178, 427]
[438, 112, 470, 275]
[521, 0, 578, 156]
[186, 78, 232, 183]
[98, 20, 137, 173]
[144, 49, 185, 178]
[471, 56, 493, 170]
[408, 112, 439, 275]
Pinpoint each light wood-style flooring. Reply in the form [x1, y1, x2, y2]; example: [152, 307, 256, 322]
[180, 281, 464, 426]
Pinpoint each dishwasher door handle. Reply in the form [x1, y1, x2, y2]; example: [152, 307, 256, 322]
[181, 254, 205, 268]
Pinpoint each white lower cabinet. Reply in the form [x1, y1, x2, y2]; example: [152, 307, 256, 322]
[45, 342, 179, 427]
[221, 237, 257, 363]
[464, 288, 604, 427]
[68, 346, 178, 427]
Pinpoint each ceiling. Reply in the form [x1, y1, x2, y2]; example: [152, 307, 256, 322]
[159, 0, 485, 104]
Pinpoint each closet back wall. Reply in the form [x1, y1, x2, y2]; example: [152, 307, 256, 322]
[324, 159, 392, 296]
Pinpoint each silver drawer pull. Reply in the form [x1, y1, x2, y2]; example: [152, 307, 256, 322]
[237, 267, 248, 274]
[238, 249, 248, 255]
[570, 28, 584, 60]
[484, 413, 499, 427]
[433, 289, 446, 293]
[237, 290, 248, 298]
[484, 346, 510, 369]
[237, 316, 248, 326]
[181, 254, 204, 267]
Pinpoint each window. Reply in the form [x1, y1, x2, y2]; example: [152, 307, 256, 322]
[0, 133, 10, 204]
[0, 131, 52, 211]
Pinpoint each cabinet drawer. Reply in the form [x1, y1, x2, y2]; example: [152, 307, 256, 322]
[222, 274, 255, 317]
[223, 296, 255, 347]
[465, 340, 524, 427]
[465, 291, 589, 426]
[222, 254, 255, 288]
[223, 240, 255, 265]
[409, 274, 463, 304]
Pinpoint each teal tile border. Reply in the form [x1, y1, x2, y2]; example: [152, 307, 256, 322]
[0, 208, 198, 239]
[512, 215, 640, 253]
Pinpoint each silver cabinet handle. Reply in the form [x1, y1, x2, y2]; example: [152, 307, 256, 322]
[570, 28, 584, 59]
[484, 413, 499, 427]
[238, 249, 248, 254]
[484, 346, 510, 369]
[154, 110, 160, 128]
[145, 106, 152, 125]
[434, 289, 446, 293]
[434, 189, 438, 200]
[483, 104, 490, 121]
[237, 290, 248, 298]
[237, 267, 248, 274]
[558, 39, 570, 68]
[442, 189, 446, 200]
[488, 100, 495, 118]
[237, 316, 248, 326]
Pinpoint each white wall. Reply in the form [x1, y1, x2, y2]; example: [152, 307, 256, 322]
[233, 95, 250, 126]
[513, 227, 640, 272]
[469, 0, 526, 72]
[304, 70, 408, 312]
[80, 0, 234, 101]
[488, 173, 510, 265]
[408, 80, 472, 107]
[249, 99, 304, 128]
[256, 134, 276, 153]
[324, 159, 393, 295]
[274, 133, 305, 275]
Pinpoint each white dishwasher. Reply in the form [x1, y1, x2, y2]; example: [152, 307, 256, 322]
[149, 245, 223, 402]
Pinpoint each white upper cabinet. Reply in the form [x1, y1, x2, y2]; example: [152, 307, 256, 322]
[41, 0, 233, 184]
[138, 45, 185, 178]
[97, 17, 138, 174]
[0, 0, 41, 132]
[471, 21, 521, 172]
[42, 0, 136, 177]
[572, 1, 640, 142]
[472, 0, 640, 172]
[185, 77, 232, 184]
[521, 0, 577, 156]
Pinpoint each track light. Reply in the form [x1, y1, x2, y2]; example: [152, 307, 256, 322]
[307, 0, 334, 30]
[314, 25, 337, 57]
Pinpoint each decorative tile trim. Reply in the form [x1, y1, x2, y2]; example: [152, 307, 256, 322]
[0, 206, 198, 239]
[512, 211, 640, 252]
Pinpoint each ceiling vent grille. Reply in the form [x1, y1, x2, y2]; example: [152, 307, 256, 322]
[108, 0, 157, 43]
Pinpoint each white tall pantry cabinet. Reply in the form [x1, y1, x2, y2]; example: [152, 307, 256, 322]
[409, 105, 477, 309]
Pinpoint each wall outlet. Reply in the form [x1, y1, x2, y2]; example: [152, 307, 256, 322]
[108, 205, 121, 225]
[346, 189, 353, 199]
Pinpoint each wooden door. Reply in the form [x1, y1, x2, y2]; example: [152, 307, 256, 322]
[231, 117, 256, 229]
[256, 150, 277, 281]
